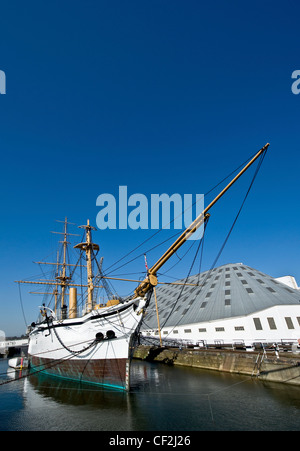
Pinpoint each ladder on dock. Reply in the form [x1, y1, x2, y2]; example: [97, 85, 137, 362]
[252, 352, 265, 377]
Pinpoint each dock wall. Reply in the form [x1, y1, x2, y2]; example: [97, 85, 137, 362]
[133, 346, 300, 386]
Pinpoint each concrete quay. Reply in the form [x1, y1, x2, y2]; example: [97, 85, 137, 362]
[133, 345, 300, 386]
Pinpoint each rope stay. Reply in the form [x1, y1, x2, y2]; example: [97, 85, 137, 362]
[141, 148, 268, 338]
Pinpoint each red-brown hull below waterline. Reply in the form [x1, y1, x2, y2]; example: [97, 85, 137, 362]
[29, 354, 129, 390]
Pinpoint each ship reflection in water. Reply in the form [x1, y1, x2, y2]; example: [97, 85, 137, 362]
[1, 359, 300, 431]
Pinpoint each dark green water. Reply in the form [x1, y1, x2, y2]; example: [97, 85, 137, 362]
[0, 358, 299, 431]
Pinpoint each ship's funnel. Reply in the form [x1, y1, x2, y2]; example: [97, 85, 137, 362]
[69, 287, 77, 319]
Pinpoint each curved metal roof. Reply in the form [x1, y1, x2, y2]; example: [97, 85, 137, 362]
[142, 263, 300, 329]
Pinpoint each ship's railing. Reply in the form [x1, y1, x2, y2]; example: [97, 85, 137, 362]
[140, 335, 300, 353]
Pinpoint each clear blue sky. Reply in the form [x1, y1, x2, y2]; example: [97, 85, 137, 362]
[0, 0, 299, 336]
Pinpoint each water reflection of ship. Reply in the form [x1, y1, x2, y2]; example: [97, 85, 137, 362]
[23, 372, 137, 430]
[129, 361, 161, 392]
[26, 371, 130, 407]
[22, 361, 164, 429]
[6, 364, 28, 381]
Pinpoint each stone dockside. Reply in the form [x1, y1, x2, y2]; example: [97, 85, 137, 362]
[133, 345, 300, 386]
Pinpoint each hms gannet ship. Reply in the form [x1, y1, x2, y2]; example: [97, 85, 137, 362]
[16, 143, 270, 390]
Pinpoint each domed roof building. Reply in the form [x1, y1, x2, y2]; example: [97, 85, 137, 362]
[142, 263, 300, 347]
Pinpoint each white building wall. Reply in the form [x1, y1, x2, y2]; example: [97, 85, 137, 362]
[145, 305, 300, 347]
[275, 276, 299, 290]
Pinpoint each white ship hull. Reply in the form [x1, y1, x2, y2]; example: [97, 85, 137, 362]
[28, 297, 146, 390]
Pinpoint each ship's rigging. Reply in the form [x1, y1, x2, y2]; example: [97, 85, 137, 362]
[16, 143, 269, 329]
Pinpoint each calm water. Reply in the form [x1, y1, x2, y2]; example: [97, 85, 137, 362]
[0, 358, 300, 431]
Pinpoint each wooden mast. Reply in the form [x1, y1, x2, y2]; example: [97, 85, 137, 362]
[133, 143, 270, 298]
[74, 219, 99, 313]
[50, 218, 80, 312]
[55, 218, 69, 309]
[16, 218, 102, 318]
[54, 250, 59, 315]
